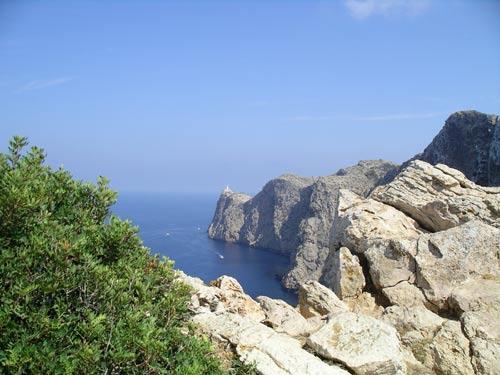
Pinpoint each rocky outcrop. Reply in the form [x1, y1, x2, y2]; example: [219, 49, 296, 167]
[208, 160, 398, 288]
[256, 296, 312, 339]
[298, 280, 348, 318]
[307, 312, 406, 375]
[371, 160, 500, 231]
[207, 188, 251, 242]
[382, 306, 475, 374]
[325, 246, 365, 299]
[193, 312, 350, 375]
[415, 110, 500, 186]
[202, 110, 500, 374]
[413, 221, 500, 311]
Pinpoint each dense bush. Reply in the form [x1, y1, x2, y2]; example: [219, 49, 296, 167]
[0, 136, 253, 374]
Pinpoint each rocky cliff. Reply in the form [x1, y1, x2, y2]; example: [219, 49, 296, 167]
[414, 110, 499, 186]
[209, 110, 500, 292]
[208, 160, 397, 288]
[190, 160, 500, 375]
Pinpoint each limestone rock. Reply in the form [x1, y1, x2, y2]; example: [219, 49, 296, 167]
[416, 110, 500, 186]
[450, 278, 500, 375]
[429, 320, 475, 375]
[176, 272, 265, 321]
[330, 189, 423, 254]
[209, 276, 266, 322]
[468, 338, 500, 375]
[382, 306, 474, 374]
[323, 246, 365, 299]
[207, 160, 398, 289]
[382, 306, 444, 341]
[208, 189, 251, 242]
[307, 311, 406, 375]
[298, 280, 348, 318]
[256, 296, 312, 338]
[449, 278, 500, 317]
[371, 160, 500, 231]
[283, 160, 398, 289]
[343, 292, 384, 318]
[364, 239, 418, 291]
[382, 281, 428, 308]
[193, 312, 350, 375]
[414, 221, 500, 310]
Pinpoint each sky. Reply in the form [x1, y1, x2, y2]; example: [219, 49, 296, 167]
[1, 0, 499, 194]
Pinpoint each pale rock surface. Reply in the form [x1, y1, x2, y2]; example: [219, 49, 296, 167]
[307, 311, 406, 375]
[256, 296, 313, 338]
[343, 292, 384, 318]
[414, 221, 500, 310]
[371, 160, 500, 231]
[381, 281, 428, 308]
[429, 320, 475, 375]
[208, 276, 266, 322]
[322, 246, 365, 299]
[298, 280, 348, 318]
[193, 312, 350, 375]
[382, 306, 475, 375]
[330, 189, 423, 255]
[176, 272, 265, 322]
[450, 278, 500, 374]
[364, 239, 418, 291]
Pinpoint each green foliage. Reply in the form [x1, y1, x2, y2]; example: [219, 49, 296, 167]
[0, 137, 255, 374]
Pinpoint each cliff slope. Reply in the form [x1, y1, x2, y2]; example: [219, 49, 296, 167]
[414, 110, 499, 186]
[208, 160, 397, 287]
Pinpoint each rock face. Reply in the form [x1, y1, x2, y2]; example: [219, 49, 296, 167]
[413, 221, 500, 311]
[298, 280, 348, 318]
[202, 110, 500, 375]
[307, 312, 406, 375]
[371, 160, 500, 231]
[207, 188, 251, 242]
[208, 160, 398, 288]
[193, 312, 350, 375]
[325, 246, 365, 299]
[416, 110, 500, 186]
[256, 296, 312, 339]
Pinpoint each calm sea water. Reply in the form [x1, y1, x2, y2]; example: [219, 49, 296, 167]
[113, 192, 298, 305]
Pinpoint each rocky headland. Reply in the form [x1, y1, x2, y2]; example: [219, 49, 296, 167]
[199, 110, 500, 374]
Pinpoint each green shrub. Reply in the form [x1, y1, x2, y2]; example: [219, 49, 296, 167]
[0, 136, 254, 374]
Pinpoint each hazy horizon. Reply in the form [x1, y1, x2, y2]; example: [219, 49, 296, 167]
[2, 0, 499, 194]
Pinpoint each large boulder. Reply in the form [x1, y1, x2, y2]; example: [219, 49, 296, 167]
[322, 246, 365, 299]
[428, 321, 475, 375]
[307, 311, 406, 375]
[193, 312, 350, 375]
[413, 221, 500, 311]
[371, 160, 500, 232]
[330, 189, 423, 254]
[208, 276, 266, 322]
[382, 306, 474, 374]
[256, 296, 313, 338]
[450, 278, 500, 375]
[415, 110, 500, 186]
[298, 280, 348, 318]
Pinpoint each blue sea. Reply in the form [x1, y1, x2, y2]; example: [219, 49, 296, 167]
[113, 192, 298, 305]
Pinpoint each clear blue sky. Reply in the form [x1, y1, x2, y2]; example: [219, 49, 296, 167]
[1, 0, 499, 194]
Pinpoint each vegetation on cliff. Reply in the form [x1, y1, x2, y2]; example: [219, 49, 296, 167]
[0, 136, 254, 374]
